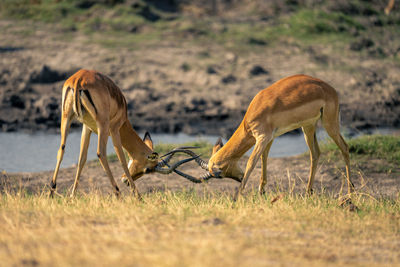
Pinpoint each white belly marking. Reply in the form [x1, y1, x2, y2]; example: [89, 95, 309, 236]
[274, 112, 321, 137]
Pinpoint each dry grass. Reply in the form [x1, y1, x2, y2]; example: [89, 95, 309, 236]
[0, 190, 399, 267]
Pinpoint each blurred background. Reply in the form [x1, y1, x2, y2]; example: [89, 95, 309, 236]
[1, 0, 399, 135]
[0, 0, 399, 171]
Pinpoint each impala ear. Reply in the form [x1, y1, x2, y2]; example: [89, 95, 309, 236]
[143, 131, 154, 150]
[212, 137, 224, 155]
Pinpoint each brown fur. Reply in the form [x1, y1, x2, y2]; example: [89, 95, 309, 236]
[208, 74, 353, 199]
[50, 69, 156, 198]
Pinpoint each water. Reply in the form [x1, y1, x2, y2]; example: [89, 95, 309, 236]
[0, 131, 309, 173]
[0, 128, 397, 173]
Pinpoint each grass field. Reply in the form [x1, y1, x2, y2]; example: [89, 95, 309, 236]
[0, 135, 399, 266]
[0, 190, 399, 266]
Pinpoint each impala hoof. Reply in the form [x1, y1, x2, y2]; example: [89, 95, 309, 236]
[121, 176, 130, 187]
[233, 188, 240, 202]
[258, 189, 266, 196]
[339, 197, 358, 212]
[306, 188, 314, 196]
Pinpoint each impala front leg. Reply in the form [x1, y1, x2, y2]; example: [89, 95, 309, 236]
[322, 115, 354, 196]
[70, 125, 91, 197]
[49, 112, 73, 197]
[234, 135, 271, 201]
[302, 124, 320, 195]
[111, 127, 141, 200]
[97, 123, 121, 197]
[259, 140, 273, 196]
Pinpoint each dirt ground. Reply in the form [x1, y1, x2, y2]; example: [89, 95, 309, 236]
[1, 18, 400, 136]
[2, 152, 399, 199]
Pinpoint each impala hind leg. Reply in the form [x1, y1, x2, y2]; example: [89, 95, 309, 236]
[49, 113, 73, 197]
[302, 124, 321, 195]
[259, 140, 273, 195]
[70, 125, 92, 197]
[96, 124, 120, 197]
[110, 127, 141, 199]
[322, 123, 353, 195]
[234, 135, 271, 201]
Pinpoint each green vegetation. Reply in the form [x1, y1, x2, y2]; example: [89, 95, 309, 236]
[0, 0, 165, 41]
[279, 9, 364, 41]
[322, 134, 400, 165]
[160, 8, 368, 50]
[0, 0, 85, 23]
[0, 191, 398, 266]
[2, 0, 399, 54]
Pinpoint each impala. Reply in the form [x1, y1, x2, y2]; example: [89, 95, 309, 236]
[49, 69, 195, 198]
[177, 74, 354, 199]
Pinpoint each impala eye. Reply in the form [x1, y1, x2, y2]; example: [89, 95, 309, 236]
[211, 169, 222, 178]
[147, 152, 158, 161]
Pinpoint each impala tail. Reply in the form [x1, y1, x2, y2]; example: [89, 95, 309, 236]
[72, 85, 83, 118]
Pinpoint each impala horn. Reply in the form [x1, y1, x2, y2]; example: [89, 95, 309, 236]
[160, 148, 209, 170]
[153, 156, 199, 174]
[159, 159, 215, 184]
[157, 146, 234, 183]
[157, 146, 199, 167]
[170, 168, 243, 184]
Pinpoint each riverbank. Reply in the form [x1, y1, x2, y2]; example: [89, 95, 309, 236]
[1, 135, 399, 198]
[1, 1, 400, 136]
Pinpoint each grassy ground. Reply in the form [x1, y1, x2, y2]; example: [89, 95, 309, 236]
[1, 135, 399, 266]
[0, 191, 399, 266]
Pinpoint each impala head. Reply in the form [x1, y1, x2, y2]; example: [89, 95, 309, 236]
[207, 138, 243, 182]
[122, 132, 199, 184]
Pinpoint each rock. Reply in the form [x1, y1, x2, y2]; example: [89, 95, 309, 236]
[350, 38, 374, 51]
[10, 95, 25, 109]
[138, 5, 160, 22]
[33, 96, 60, 125]
[29, 65, 67, 84]
[75, 0, 96, 9]
[191, 98, 206, 106]
[248, 38, 267, 46]
[129, 25, 141, 33]
[180, 63, 191, 72]
[249, 65, 269, 76]
[0, 46, 23, 53]
[225, 52, 237, 63]
[221, 75, 236, 84]
[207, 66, 218, 74]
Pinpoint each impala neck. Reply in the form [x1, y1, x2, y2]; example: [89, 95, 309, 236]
[119, 121, 153, 161]
[211, 121, 255, 167]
